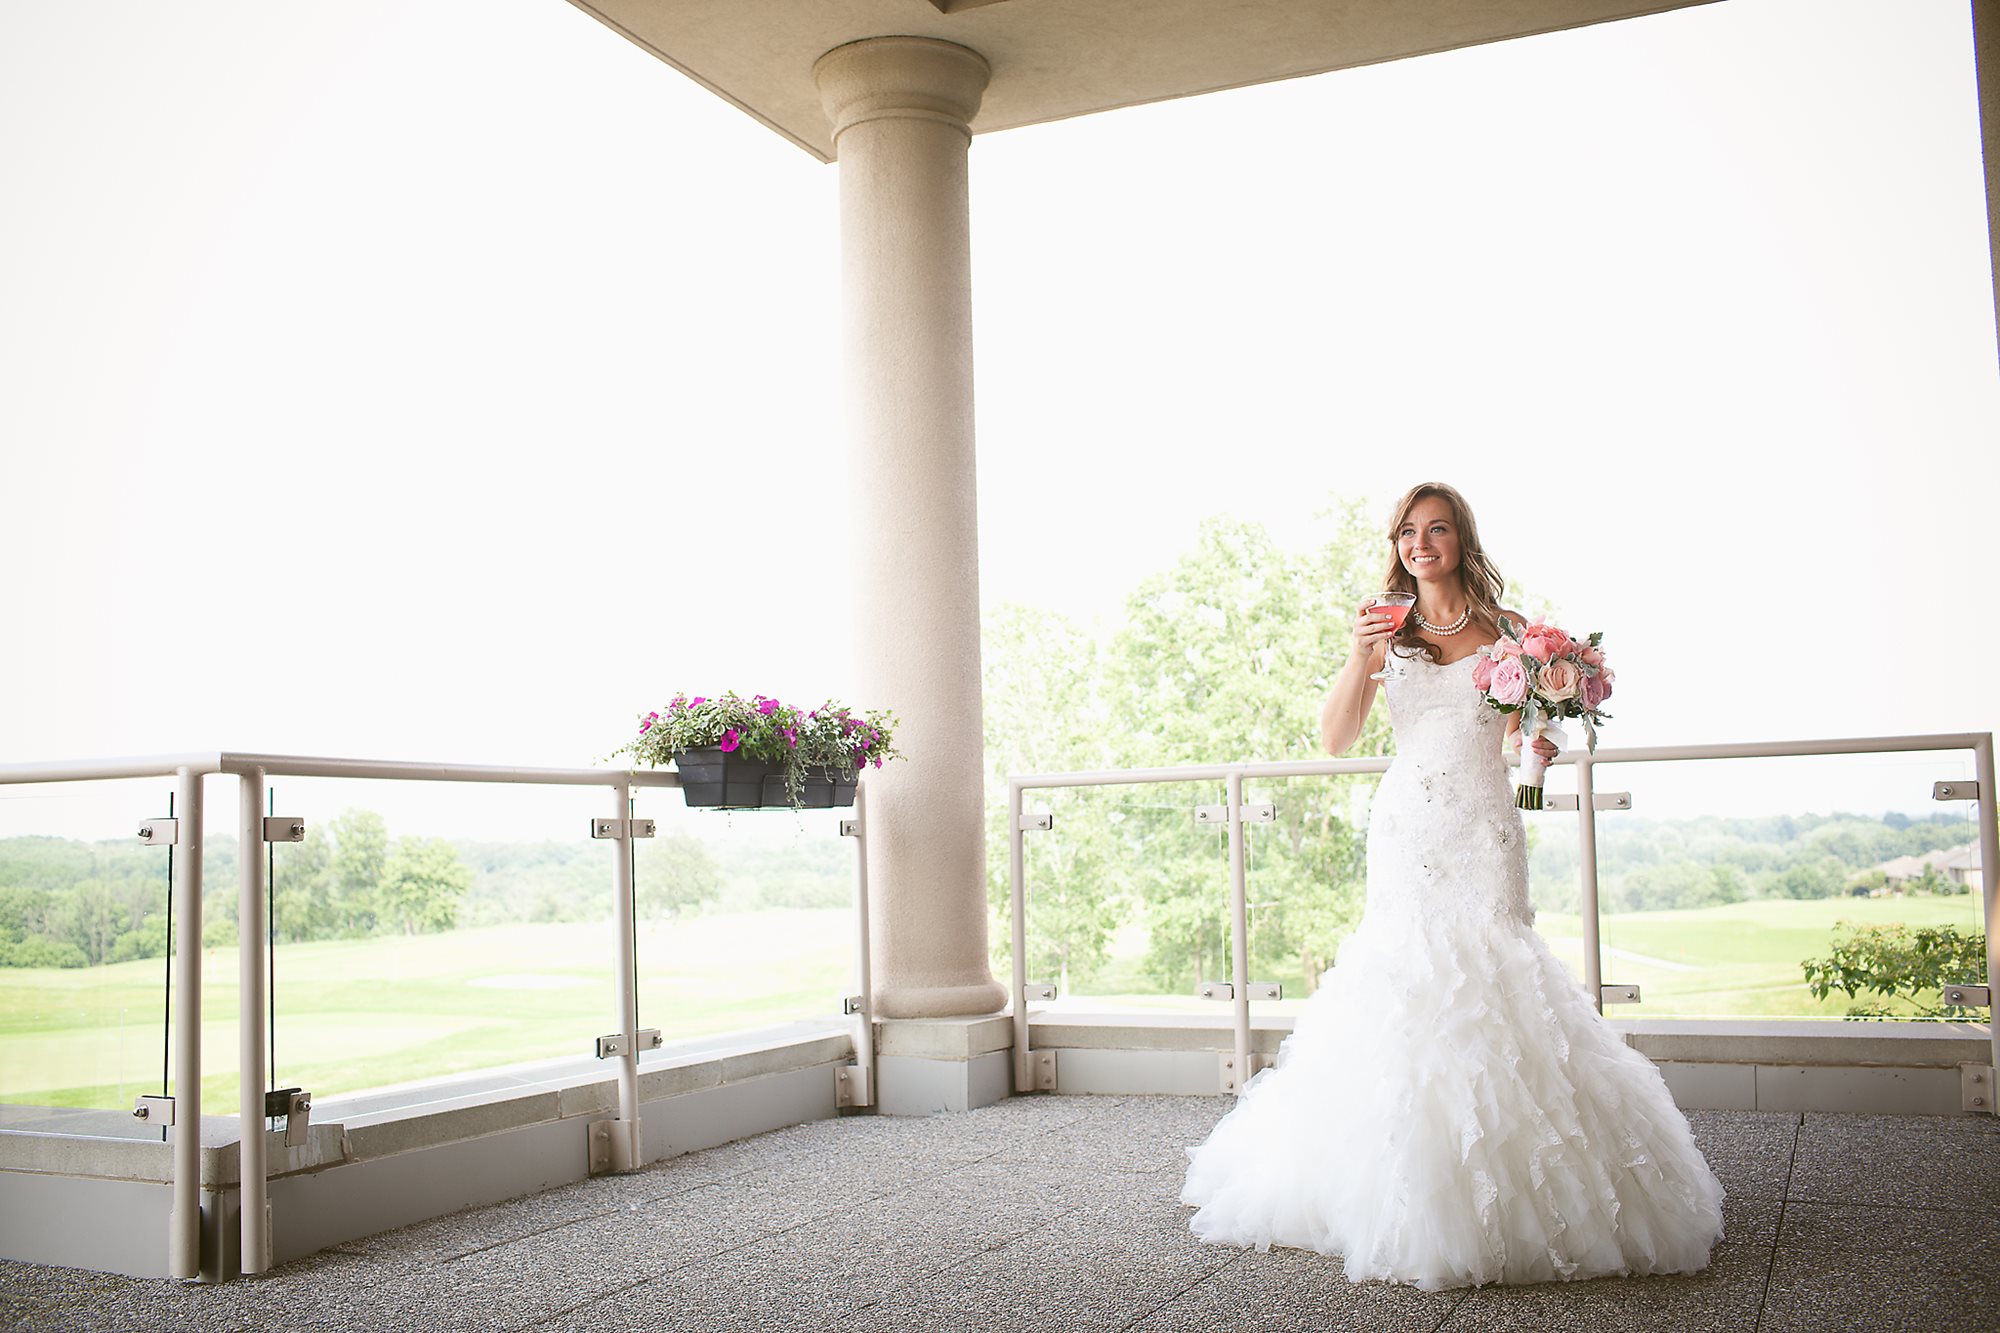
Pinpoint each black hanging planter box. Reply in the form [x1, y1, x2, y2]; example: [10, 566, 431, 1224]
[762, 768, 860, 810]
[674, 748, 858, 810]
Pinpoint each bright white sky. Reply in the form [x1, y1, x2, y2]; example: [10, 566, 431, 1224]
[1, 0, 1995, 839]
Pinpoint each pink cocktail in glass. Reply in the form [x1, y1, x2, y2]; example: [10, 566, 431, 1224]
[1368, 592, 1417, 682]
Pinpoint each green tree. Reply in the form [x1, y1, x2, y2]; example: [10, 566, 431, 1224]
[634, 834, 723, 918]
[379, 836, 473, 936]
[982, 602, 1122, 994]
[1101, 506, 1394, 993]
[1802, 922, 1988, 1020]
[326, 810, 388, 936]
[272, 825, 338, 943]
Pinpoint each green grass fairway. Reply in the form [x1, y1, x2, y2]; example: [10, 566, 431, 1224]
[3, 895, 1984, 1111]
[0, 909, 853, 1110]
[1058, 894, 1987, 1021]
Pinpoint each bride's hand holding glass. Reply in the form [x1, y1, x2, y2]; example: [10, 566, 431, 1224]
[1360, 592, 1416, 682]
[1353, 595, 1408, 683]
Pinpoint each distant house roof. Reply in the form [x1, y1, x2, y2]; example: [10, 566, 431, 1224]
[1876, 843, 1980, 879]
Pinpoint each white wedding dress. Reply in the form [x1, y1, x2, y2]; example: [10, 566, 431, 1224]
[1180, 646, 1725, 1289]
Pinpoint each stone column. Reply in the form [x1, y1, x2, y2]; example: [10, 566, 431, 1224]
[815, 37, 1006, 1019]
[1976, 0, 2000, 372]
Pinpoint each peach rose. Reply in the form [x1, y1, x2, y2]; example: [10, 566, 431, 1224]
[1539, 658, 1581, 703]
[1491, 635, 1524, 659]
[1488, 657, 1528, 706]
[1520, 622, 1575, 662]
[1579, 644, 1605, 669]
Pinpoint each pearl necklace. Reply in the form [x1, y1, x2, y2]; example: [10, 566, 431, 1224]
[1415, 606, 1471, 635]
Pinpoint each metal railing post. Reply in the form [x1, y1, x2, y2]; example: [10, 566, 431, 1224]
[1226, 769, 1251, 1092]
[609, 781, 641, 1171]
[169, 766, 202, 1280]
[1010, 779, 1032, 1092]
[237, 768, 270, 1274]
[1576, 753, 1605, 1013]
[1976, 736, 1999, 1093]
[851, 781, 876, 1099]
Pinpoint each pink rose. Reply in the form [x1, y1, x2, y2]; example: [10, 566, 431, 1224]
[1539, 658, 1581, 703]
[1581, 673, 1609, 708]
[1520, 622, 1575, 662]
[1491, 635, 1523, 659]
[1579, 645, 1605, 669]
[1471, 655, 1495, 690]
[1488, 657, 1528, 706]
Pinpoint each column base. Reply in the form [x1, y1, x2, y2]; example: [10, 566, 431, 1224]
[873, 978, 1007, 1020]
[873, 1014, 1014, 1115]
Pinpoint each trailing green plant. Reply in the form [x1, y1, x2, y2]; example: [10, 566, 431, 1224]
[1801, 921, 1988, 1021]
[612, 692, 900, 807]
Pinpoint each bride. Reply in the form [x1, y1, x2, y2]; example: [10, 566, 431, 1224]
[1179, 482, 1724, 1290]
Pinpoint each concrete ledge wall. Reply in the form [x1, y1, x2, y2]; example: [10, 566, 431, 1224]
[7, 1013, 1991, 1280]
[1028, 1012, 1994, 1115]
[1, 1039, 852, 1280]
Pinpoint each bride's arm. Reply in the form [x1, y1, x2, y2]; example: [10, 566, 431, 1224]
[1321, 599, 1392, 755]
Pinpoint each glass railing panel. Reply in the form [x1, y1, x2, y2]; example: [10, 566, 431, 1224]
[996, 780, 1230, 1014]
[633, 800, 854, 1054]
[263, 779, 615, 1116]
[1519, 792, 1594, 987]
[1237, 773, 1589, 1017]
[1589, 749, 1987, 1022]
[0, 779, 179, 1135]
[1237, 773, 1379, 1019]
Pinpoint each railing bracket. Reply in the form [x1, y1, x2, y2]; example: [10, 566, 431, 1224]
[1934, 780, 1979, 801]
[1030, 1049, 1057, 1092]
[1218, 1051, 1274, 1094]
[262, 1088, 312, 1146]
[1025, 982, 1056, 1001]
[1194, 803, 1276, 826]
[261, 816, 305, 843]
[1199, 981, 1280, 1001]
[835, 1063, 873, 1108]
[136, 819, 179, 847]
[1962, 1064, 1997, 1114]
[1545, 792, 1632, 812]
[595, 1029, 663, 1059]
[131, 1094, 174, 1127]
[1941, 984, 1991, 1009]
[839, 819, 862, 837]
[590, 817, 656, 839]
[1601, 984, 1642, 1005]
[1019, 811, 1053, 833]
[587, 1120, 614, 1175]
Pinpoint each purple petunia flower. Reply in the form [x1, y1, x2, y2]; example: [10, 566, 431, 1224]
[719, 728, 741, 752]
[691, 696, 706, 708]
[758, 699, 780, 716]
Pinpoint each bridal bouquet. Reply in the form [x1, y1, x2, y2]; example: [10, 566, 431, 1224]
[1473, 617, 1615, 810]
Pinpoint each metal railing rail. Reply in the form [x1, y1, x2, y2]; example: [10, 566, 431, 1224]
[1007, 732, 1998, 1101]
[0, 751, 876, 1283]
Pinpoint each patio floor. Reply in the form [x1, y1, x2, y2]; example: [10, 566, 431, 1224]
[3, 1095, 1997, 1332]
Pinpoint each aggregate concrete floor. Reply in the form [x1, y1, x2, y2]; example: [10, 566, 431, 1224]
[3, 1095, 1997, 1332]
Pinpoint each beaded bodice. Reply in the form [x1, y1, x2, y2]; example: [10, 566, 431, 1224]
[1365, 645, 1533, 925]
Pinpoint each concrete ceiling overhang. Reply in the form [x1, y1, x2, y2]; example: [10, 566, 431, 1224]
[564, 0, 1720, 162]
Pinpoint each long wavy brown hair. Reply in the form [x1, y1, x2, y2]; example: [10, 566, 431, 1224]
[1379, 482, 1506, 666]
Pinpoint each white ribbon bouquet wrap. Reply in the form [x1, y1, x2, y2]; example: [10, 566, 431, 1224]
[1475, 616, 1614, 811]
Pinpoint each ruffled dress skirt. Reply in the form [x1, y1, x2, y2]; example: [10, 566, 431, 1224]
[1178, 904, 1726, 1289]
